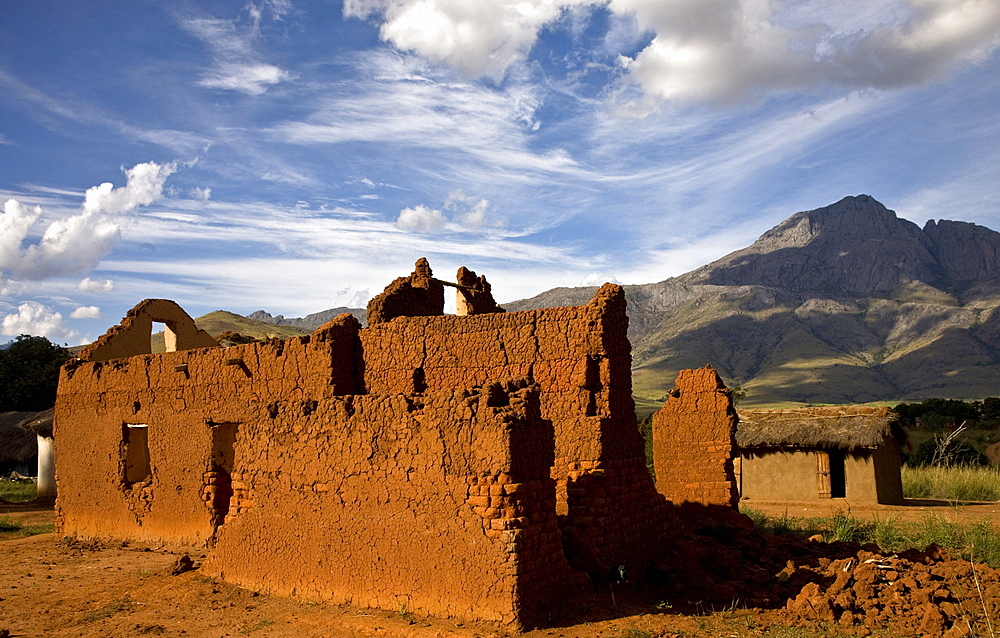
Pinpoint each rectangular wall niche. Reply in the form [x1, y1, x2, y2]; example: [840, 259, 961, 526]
[123, 424, 151, 485]
[208, 422, 238, 528]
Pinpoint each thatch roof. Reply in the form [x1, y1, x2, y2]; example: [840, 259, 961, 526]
[0, 409, 54, 465]
[736, 406, 904, 451]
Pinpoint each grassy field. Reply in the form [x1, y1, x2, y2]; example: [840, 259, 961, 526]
[743, 465, 1000, 566]
[902, 464, 1000, 502]
[745, 508, 1000, 567]
[0, 515, 55, 540]
[0, 481, 53, 540]
[0, 480, 36, 503]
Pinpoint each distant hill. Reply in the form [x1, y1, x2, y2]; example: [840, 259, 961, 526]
[507, 195, 1000, 409]
[248, 307, 367, 330]
[151, 311, 309, 352]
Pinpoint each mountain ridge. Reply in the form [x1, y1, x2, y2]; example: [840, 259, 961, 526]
[228, 195, 1000, 408]
[674, 195, 1000, 296]
[506, 195, 1000, 408]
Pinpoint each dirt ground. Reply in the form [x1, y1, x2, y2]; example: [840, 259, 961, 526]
[3, 499, 1000, 638]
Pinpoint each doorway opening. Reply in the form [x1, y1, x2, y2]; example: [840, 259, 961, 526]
[829, 449, 846, 498]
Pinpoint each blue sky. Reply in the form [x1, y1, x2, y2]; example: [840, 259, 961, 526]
[2, 0, 999, 345]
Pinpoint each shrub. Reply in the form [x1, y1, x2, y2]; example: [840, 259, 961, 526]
[0, 335, 71, 411]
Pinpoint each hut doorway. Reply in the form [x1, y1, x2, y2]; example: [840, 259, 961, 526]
[817, 450, 846, 498]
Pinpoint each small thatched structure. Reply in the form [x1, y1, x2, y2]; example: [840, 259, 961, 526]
[0, 409, 54, 477]
[735, 406, 904, 504]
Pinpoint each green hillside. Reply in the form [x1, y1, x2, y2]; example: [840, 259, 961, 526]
[150, 311, 309, 353]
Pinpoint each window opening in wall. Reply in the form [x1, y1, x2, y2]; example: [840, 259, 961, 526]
[583, 355, 601, 417]
[123, 424, 151, 486]
[152, 321, 166, 353]
[829, 449, 846, 498]
[208, 422, 238, 528]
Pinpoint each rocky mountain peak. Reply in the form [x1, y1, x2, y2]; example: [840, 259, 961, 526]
[676, 195, 1000, 297]
[923, 218, 1000, 282]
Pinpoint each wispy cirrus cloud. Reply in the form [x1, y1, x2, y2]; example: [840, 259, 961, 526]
[0, 71, 210, 154]
[179, 4, 292, 95]
[267, 52, 578, 180]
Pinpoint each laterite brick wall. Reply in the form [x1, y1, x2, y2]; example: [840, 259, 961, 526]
[54, 278, 676, 628]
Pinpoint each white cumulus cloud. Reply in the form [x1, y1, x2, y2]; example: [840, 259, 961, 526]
[445, 190, 497, 229]
[349, 0, 1000, 103]
[613, 0, 1000, 103]
[1, 301, 79, 341]
[70, 305, 102, 319]
[345, 0, 593, 80]
[189, 186, 212, 200]
[396, 191, 503, 233]
[0, 161, 175, 280]
[78, 277, 116, 293]
[82, 161, 177, 215]
[581, 272, 621, 286]
[396, 204, 447, 232]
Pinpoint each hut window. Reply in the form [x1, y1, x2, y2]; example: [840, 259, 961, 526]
[123, 424, 151, 485]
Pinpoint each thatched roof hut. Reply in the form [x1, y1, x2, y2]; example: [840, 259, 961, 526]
[735, 406, 905, 504]
[0, 408, 54, 474]
[737, 406, 906, 451]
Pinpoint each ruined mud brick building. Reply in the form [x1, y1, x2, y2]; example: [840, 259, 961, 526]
[54, 259, 739, 628]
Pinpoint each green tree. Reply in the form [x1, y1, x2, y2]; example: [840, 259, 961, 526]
[982, 397, 1000, 422]
[0, 335, 72, 411]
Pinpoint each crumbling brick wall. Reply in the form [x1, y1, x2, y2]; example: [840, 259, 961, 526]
[54, 263, 671, 628]
[55, 323, 363, 546]
[651, 366, 739, 508]
[207, 382, 573, 626]
[358, 283, 669, 572]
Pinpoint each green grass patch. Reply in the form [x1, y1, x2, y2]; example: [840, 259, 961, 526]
[0, 515, 56, 540]
[903, 465, 1000, 501]
[744, 508, 1000, 567]
[0, 480, 37, 503]
[0, 515, 21, 533]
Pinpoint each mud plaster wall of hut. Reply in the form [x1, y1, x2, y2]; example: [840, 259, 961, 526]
[733, 407, 904, 505]
[53, 271, 677, 627]
[736, 439, 904, 504]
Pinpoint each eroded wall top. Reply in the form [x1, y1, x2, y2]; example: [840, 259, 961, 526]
[79, 299, 218, 362]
